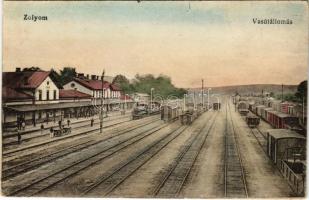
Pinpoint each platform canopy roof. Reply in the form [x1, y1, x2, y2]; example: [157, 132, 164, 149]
[267, 129, 305, 140]
[5, 101, 93, 112]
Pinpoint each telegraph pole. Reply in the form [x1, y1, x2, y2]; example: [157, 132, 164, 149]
[100, 70, 105, 133]
[281, 84, 284, 102]
[202, 79, 204, 109]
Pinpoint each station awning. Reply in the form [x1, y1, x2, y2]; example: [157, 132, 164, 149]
[5, 101, 93, 112]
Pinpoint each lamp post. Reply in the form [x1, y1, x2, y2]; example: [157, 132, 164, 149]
[150, 88, 154, 111]
[202, 79, 204, 109]
[100, 70, 105, 133]
[125, 94, 129, 111]
[207, 88, 212, 110]
[183, 94, 187, 111]
[193, 92, 196, 110]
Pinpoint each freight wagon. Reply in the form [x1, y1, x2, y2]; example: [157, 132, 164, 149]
[255, 105, 266, 117]
[213, 103, 221, 111]
[267, 111, 300, 129]
[132, 103, 160, 120]
[260, 107, 273, 121]
[246, 114, 260, 128]
[160, 105, 180, 122]
[180, 109, 198, 125]
[237, 101, 249, 116]
[266, 129, 305, 164]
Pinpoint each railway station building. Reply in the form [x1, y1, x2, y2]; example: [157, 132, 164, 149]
[2, 69, 134, 129]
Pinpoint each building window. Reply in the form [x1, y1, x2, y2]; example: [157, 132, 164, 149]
[53, 90, 57, 100]
[71, 83, 75, 88]
[38, 111, 42, 119]
[39, 90, 42, 100]
[46, 90, 50, 100]
[47, 81, 50, 85]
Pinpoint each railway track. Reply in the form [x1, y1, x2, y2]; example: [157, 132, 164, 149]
[224, 102, 248, 198]
[239, 112, 267, 153]
[3, 118, 165, 196]
[3, 114, 130, 147]
[81, 125, 188, 197]
[249, 128, 267, 152]
[3, 115, 158, 159]
[2, 118, 160, 181]
[153, 112, 218, 198]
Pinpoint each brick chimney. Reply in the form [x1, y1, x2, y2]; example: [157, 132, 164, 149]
[77, 73, 84, 78]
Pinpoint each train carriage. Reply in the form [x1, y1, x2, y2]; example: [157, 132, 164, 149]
[132, 103, 149, 120]
[267, 129, 306, 195]
[237, 101, 249, 116]
[267, 110, 300, 129]
[237, 101, 248, 110]
[246, 114, 260, 128]
[267, 129, 305, 164]
[255, 105, 266, 117]
[180, 109, 197, 125]
[213, 103, 221, 111]
[261, 107, 273, 121]
[160, 105, 180, 122]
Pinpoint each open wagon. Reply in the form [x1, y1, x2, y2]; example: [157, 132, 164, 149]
[246, 115, 260, 128]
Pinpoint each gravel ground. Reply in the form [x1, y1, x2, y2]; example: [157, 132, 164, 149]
[37, 120, 177, 197]
[179, 109, 225, 198]
[107, 111, 214, 198]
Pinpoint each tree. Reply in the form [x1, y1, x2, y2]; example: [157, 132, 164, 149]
[113, 74, 130, 85]
[49, 69, 63, 89]
[112, 74, 134, 94]
[131, 74, 186, 98]
[59, 67, 77, 85]
[295, 80, 307, 102]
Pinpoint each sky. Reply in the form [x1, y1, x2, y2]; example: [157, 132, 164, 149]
[3, 1, 308, 88]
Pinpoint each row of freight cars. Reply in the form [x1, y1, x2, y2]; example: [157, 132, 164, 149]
[235, 100, 302, 132]
[132, 102, 221, 125]
[235, 101, 260, 128]
[161, 105, 204, 125]
[251, 104, 300, 130]
[160, 102, 221, 125]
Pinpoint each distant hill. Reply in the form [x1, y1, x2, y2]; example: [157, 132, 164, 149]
[188, 84, 298, 95]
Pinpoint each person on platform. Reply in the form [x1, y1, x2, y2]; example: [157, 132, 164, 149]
[50, 127, 54, 138]
[40, 124, 44, 134]
[91, 118, 94, 127]
[17, 130, 21, 144]
[22, 121, 26, 131]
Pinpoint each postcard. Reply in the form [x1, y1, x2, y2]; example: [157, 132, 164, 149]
[1, 1, 308, 198]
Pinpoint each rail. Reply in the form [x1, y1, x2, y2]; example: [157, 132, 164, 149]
[225, 102, 248, 198]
